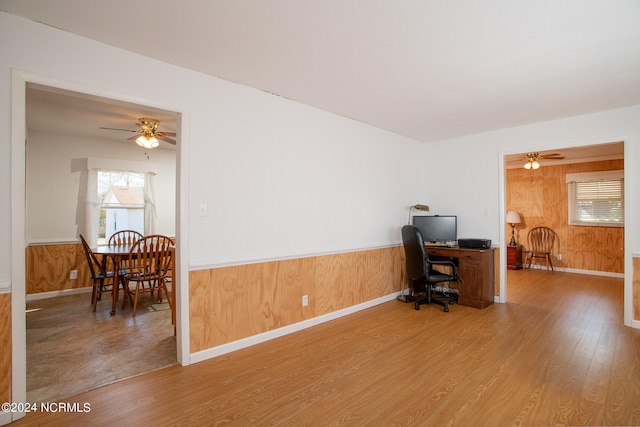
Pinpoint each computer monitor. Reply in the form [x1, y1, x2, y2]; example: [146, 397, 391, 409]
[412, 215, 457, 243]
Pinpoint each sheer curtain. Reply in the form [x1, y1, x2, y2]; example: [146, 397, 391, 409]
[74, 168, 100, 247]
[77, 158, 158, 244]
[143, 171, 157, 235]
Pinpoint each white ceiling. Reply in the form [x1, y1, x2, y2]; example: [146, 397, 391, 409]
[3, 1, 639, 156]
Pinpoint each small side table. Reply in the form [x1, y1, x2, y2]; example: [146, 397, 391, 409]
[507, 244, 523, 270]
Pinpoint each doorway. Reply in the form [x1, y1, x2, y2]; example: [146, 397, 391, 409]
[11, 71, 190, 410]
[502, 142, 626, 304]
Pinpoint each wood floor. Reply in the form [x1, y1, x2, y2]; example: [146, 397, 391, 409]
[25, 291, 177, 403]
[13, 270, 640, 426]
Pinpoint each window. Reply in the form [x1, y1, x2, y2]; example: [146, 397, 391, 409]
[97, 170, 145, 243]
[566, 171, 624, 227]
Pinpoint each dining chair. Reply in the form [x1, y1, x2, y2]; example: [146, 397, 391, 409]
[80, 234, 122, 312]
[107, 229, 143, 272]
[108, 230, 143, 246]
[525, 226, 558, 271]
[122, 234, 174, 317]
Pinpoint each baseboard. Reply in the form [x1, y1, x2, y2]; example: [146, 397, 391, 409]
[26, 286, 92, 302]
[525, 265, 624, 278]
[190, 292, 400, 364]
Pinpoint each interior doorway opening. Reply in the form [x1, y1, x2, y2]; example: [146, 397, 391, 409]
[11, 72, 188, 412]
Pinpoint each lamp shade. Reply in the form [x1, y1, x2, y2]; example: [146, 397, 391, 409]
[506, 211, 521, 224]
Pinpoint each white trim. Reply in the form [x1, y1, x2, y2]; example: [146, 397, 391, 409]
[26, 239, 79, 245]
[10, 70, 192, 422]
[190, 292, 399, 364]
[500, 136, 635, 330]
[11, 69, 28, 423]
[524, 265, 624, 278]
[498, 153, 508, 304]
[0, 280, 10, 291]
[624, 140, 634, 327]
[26, 287, 92, 302]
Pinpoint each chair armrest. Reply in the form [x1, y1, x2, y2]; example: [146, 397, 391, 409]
[427, 259, 458, 275]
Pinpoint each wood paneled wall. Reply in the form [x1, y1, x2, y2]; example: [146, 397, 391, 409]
[0, 293, 10, 406]
[189, 246, 405, 353]
[506, 160, 624, 273]
[634, 257, 640, 321]
[26, 243, 91, 294]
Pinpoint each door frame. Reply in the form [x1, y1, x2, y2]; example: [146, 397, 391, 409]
[10, 69, 191, 419]
[498, 139, 633, 327]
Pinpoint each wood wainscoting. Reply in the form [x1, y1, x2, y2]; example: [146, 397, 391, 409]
[506, 159, 624, 273]
[189, 246, 406, 353]
[26, 243, 90, 295]
[0, 293, 11, 406]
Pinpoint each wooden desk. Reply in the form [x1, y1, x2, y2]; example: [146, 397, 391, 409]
[426, 245, 495, 309]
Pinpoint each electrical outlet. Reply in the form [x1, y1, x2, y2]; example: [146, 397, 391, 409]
[70, 269, 78, 280]
[557, 254, 562, 260]
[302, 295, 309, 307]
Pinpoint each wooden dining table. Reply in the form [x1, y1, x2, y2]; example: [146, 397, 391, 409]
[93, 243, 175, 320]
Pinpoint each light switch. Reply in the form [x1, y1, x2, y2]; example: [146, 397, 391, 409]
[198, 202, 207, 216]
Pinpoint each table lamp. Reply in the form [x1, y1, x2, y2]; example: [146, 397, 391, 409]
[506, 211, 522, 246]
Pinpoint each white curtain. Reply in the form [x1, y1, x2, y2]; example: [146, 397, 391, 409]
[78, 157, 158, 244]
[83, 168, 100, 247]
[144, 172, 157, 235]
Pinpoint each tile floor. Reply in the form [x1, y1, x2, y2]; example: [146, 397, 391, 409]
[26, 291, 177, 403]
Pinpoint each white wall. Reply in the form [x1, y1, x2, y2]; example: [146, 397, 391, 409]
[425, 106, 640, 255]
[2, 10, 638, 292]
[0, 11, 427, 287]
[26, 130, 176, 243]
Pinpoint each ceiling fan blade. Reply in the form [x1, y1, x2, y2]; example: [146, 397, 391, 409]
[157, 131, 177, 137]
[126, 135, 140, 141]
[158, 135, 176, 145]
[541, 154, 565, 159]
[100, 126, 137, 133]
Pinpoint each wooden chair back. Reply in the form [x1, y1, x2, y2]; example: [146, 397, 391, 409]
[527, 226, 557, 255]
[80, 234, 106, 279]
[108, 230, 143, 246]
[124, 234, 174, 316]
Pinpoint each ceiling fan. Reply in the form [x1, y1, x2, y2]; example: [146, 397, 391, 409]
[100, 117, 176, 149]
[522, 152, 565, 169]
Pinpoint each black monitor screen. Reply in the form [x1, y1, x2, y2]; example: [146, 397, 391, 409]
[412, 215, 457, 243]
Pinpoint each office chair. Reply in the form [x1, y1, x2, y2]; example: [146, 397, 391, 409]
[525, 226, 557, 271]
[401, 225, 459, 312]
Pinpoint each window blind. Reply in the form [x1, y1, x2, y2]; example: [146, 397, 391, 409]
[566, 171, 624, 227]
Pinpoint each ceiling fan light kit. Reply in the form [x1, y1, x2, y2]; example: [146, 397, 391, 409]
[136, 134, 159, 149]
[100, 117, 177, 149]
[522, 152, 564, 169]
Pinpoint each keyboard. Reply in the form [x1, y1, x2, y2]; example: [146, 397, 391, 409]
[425, 242, 455, 247]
